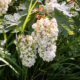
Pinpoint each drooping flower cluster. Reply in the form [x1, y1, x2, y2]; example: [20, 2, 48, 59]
[15, 17, 58, 67]
[0, 0, 11, 16]
[14, 35, 37, 67]
[32, 18, 58, 62]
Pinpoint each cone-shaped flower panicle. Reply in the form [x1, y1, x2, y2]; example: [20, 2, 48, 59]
[15, 35, 37, 67]
[32, 18, 58, 62]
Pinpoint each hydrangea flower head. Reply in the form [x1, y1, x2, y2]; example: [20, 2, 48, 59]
[32, 18, 58, 62]
[0, 0, 11, 16]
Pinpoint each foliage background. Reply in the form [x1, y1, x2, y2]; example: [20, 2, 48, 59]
[0, 0, 80, 80]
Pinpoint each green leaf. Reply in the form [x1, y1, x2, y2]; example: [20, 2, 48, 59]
[0, 57, 18, 74]
[55, 9, 75, 36]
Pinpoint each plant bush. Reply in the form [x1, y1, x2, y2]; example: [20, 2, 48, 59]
[0, 0, 80, 80]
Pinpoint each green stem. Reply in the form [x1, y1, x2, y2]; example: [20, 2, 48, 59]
[21, 0, 38, 33]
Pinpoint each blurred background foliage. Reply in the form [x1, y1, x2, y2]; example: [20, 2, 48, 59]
[0, 0, 80, 80]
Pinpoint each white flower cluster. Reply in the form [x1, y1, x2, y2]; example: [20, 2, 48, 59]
[45, 0, 57, 4]
[0, 47, 11, 57]
[0, 0, 11, 16]
[15, 17, 58, 67]
[15, 35, 36, 67]
[0, 40, 6, 46]
[39, 0, 77, 17]
[32, 18, 58, 62]
[38, 0, 43, 3]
